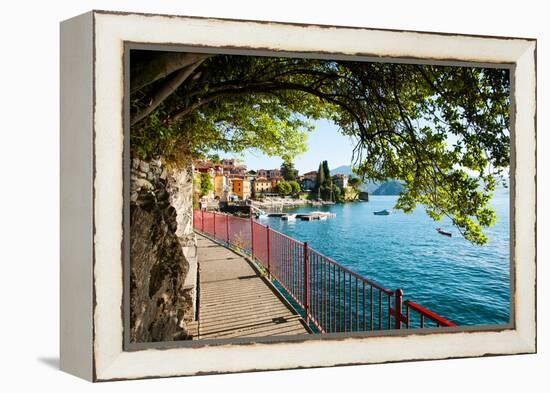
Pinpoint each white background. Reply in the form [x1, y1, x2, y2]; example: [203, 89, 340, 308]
[0, 0, 545, 391]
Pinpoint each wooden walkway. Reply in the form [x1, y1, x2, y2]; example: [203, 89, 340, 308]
[195, 233, 310, 339]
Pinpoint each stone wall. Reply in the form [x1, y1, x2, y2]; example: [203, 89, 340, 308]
[129, 158, 198, 342]
[166, 162, 198, 317]
[358, 191, 370, 201]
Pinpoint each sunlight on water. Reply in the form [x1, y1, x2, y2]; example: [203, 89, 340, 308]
[264, 191, 510, 326]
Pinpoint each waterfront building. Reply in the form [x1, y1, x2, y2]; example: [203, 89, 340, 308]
[194, 160, 214, 173]
[255, 168, 284, 179]
[303, 171, 317, 181]
[221, 158, 235, 167]
[230, 165, 247, 176]
[270, 175, 284, 189]
[332, 173, 349, 189]
[267, 168, 281, 178]
[213, 172, 228, 200]
[246, 170, 258, 179]
[301, 177, 316, 191]
[231, 177, 251, 200]
[253, 177, 272, 197]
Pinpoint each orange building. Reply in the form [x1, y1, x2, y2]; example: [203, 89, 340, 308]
[231, 177, 251, 200]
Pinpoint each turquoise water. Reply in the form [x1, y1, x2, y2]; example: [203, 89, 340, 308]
[260, 191, 510, 326]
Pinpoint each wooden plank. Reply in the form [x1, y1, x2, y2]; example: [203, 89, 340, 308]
[196, 234, 310, 339]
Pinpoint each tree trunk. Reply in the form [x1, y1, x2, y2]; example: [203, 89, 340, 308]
[130, 52, 210, 92]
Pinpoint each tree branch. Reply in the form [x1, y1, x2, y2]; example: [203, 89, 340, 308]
[131, 58, 207, 126]
[130, 52, 211, 92]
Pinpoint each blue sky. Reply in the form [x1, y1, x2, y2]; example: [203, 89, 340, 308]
[239, 119, 358, 173]
[217, 118, 510, 178]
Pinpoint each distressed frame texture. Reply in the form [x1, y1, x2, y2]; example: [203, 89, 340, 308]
[60, 10, 536, 382]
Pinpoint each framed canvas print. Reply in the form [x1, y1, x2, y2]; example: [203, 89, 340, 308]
[60, 10, 537, 381]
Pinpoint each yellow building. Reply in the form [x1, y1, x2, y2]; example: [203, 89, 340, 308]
[213, 173, 228, 200]
[231, 177, 251, 200]
[253, 177, 272, 196]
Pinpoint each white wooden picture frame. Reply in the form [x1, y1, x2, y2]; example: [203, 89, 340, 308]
[60, 10, 536, 381]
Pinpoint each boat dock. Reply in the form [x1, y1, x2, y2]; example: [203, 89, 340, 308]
[267, 211, 336, 221]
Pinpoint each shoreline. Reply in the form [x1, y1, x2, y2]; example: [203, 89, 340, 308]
[251, 197, 343, 211]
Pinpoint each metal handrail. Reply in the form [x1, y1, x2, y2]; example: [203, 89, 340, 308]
[307, 247, 394, 295]
[194, 210, 456, 332]
[404, 300, 457, 327]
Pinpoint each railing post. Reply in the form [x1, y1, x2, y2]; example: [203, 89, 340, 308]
[303, 242, 309, 324]
[394, 288, 403, 329]
[226, 214, 229, 243]
[266, 225, 271, 278]
[213, 211, 216, 238]
[250, 208, 255, 259]
[201, 209, 204, 232]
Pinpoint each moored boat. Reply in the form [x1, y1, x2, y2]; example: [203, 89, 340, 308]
[436, 227, 452, 237]
[373, 209, 392, 216]
[297, 211, 336, 220]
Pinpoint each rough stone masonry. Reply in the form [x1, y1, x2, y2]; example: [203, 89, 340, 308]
[129, 158, 198, 342]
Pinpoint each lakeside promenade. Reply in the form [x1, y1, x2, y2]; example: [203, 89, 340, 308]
[195, 234, 310, 339]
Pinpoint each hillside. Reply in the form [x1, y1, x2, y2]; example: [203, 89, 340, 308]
[330, 165, 353, 176]
[330, 165, 376, 192]
[358, 181, 379, 193]
[328, 165, 407, 195]
[372, 181, 404, 196]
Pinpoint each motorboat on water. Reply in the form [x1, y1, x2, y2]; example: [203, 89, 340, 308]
[301, 211, 336, 220]
[373, 209, 392, 216]
[436, 227, 452, 237]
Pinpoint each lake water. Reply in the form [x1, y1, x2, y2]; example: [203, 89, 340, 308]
[260, 191, 510, 326]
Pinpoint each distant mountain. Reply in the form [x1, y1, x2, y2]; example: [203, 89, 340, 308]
[328, 165, 406, 195]
[359, 181, 379, 193]
[322, 165, 507, 197]
[372, 181, 405, 196]
[330, 165, 377, 192]
[330, 165, 353, 176]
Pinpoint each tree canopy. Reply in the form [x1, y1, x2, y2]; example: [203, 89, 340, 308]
[288, 180, 301, 194]
[130, 51, 510, 244]
[316, 162, 325, 191]
[281, 160, 297, 181]
[274, 181, 292, 195]
[198, 172, 213, 197]
[348, 177, 362, 189]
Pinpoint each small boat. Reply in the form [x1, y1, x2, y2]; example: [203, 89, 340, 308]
[373, 209, 392, 216]
[436, 227, 452, 237]
[281, 214, 296, 221]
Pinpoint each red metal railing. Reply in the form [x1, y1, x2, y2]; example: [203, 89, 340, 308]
[194, 210, 456, 332]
